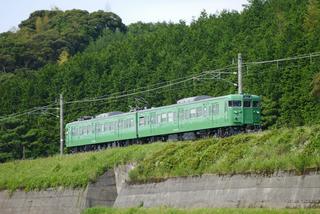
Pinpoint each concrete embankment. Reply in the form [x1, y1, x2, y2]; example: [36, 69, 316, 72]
[114, 169, 320, 209]
[1, 166, 320, 214]
[0, 170, 117, 214]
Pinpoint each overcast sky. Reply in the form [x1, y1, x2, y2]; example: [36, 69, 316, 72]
[0, 0, 248, 33]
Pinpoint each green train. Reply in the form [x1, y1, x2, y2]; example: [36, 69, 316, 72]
[65, 94, 261, 151]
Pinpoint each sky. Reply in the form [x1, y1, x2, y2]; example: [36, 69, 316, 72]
[0, 0, 248, 33]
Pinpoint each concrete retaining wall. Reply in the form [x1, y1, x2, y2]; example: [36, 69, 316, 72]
[0, 170, 117, 214]
[2, 166, 320, 213]
[114, 172, 320, 208]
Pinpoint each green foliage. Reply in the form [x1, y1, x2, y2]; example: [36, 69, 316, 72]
[1, 0, 320, 160]
[1, 126, 320, 191]
[0, 143, 164, 191]
[0, 9, 126, 72]
[128, 126, 320, 183]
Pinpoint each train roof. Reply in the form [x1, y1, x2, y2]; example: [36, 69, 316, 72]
[66, 94, 260, 126]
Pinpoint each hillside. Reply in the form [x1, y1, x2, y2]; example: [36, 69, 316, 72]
[0, 126, 319, 192]
[1, 0, 320, 161]
[0, 9, 126, 72]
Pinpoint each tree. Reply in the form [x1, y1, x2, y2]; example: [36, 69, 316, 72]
[311, 73, 320, 98]
[304, 0, 320, 33]
[57, 50, 69, 65]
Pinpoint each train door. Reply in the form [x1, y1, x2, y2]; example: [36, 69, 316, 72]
[150, 112, 156, 134]
[178, 107, 184, 130]
[202, 103, 211, 129]
[243, 99, 253, 124]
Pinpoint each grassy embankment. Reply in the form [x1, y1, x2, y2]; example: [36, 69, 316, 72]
[0, 126, 320, 191]
[82, 207, 320, 214]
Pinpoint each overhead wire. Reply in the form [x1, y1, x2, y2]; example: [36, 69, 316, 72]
[1, 51, 320, 121]
[0, 103, 58, 122]
[64, 65, 237, 105]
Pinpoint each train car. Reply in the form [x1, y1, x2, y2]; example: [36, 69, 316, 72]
[65, 111, 137, 151]
[65, 94, 261, 151]
[137, 94, 260, 141]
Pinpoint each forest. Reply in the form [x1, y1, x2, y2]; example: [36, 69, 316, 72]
[1, 0, 320, 162]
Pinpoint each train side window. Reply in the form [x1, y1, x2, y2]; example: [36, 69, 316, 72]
[120, 120, 124, 129]
[149, 115, 155, 124]
[190, 109, 197, 118]
[139, 116, 145, 126]
[253, 101, 260, 107]
[168, 112, 174, 122]
[173, 112, 177, 121]
[203, 107, 208, 117]
[96, 124, 101, 133]
[244, 101, 251, 108]
[184, 110, 190, 119]
[196, 107, 202, 117]
[212, 103, 219, 115]
[179, 111, 184, 120]
[161, 113, 167, 123]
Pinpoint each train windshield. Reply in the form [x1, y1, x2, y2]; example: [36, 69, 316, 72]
[252, 101, 260, 107]
[228, 100, 241, 107]
[243, 100, 251, 108]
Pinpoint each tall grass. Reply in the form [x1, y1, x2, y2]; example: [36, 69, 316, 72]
[1, 126, 320, 191]
[0, 143, 164, 191]
[128, 126, 320, 183]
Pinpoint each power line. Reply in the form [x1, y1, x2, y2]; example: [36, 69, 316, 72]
[0, 103, 57, 122]
[65, 66, 237, 105]
[1, 51, 320, 121]
[245, 51, 320, 66]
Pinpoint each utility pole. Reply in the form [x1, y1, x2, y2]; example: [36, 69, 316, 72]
[59, 94, 64, 156]
[238, 53, 243, 94]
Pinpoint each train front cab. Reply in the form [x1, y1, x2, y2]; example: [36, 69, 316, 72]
[243, 95, 261, 126]
[227, 94, 261, 127]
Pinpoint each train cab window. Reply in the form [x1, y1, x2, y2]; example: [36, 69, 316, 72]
[253, 101, 260, 107]
[244, 101, 251, 108]
[228, 100, 242, 107]
[139, 116, 145, 126]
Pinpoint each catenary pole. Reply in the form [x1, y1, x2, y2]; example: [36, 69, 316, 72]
[238, 53, 243, 94]
[59, 94, 64, 156]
